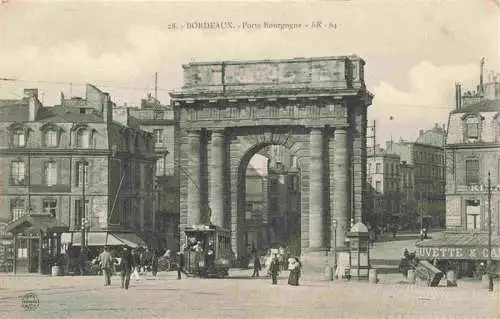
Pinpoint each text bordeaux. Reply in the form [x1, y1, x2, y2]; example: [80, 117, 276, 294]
[416, 247, 500, 260]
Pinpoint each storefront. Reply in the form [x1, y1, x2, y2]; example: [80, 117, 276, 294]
[415, 231, 500, 277]
[5, 214, 68, 274]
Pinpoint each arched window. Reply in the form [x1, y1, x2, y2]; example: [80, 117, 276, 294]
[462, 114, 483, 142]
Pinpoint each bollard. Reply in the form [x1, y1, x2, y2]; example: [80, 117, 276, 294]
[51, 265, 60, 276]
[446, 270, 457, 287]
[369, 268, 377, 284]
[407, 269, 416, 284]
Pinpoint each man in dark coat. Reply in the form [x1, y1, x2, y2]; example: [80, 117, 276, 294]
[120, 246, 133, 290]
[177, 251, 186, 280]
[269, 254, 280, 285]
[252, 253, 261, 277]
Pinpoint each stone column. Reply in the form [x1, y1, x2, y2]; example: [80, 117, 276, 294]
[309, 128, 324, 249]
[210, 130, 225, 227]
[187, 130, 202, 225]
[333, 128, 349, 248]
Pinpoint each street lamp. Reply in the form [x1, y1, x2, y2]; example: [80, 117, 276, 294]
[332, 219, 338, 279]
[80, 160, 89, 250]
[487, 171, 493, 291]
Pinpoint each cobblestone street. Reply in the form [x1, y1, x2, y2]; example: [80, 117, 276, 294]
[0, 270, 499, 319]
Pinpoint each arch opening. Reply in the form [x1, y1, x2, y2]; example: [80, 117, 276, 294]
[237, 143, 302, 258]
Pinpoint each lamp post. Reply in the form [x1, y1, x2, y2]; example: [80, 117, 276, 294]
[332, 219, 338, 279]
[80, 160, 88, 251]
[487, 171, 493, 291]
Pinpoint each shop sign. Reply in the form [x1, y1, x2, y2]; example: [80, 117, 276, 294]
[416, 247, 500, 260]
[465, 184, 500, 192]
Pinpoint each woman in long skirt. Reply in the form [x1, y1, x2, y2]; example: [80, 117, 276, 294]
[288, 257, 301, 286]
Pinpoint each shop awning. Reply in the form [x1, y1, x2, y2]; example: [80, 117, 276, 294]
[415, 232, 500, 260]
[71, 232, 146, 248]
[5, 214, 69, 234]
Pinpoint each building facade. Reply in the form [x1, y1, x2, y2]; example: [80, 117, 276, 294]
[416, 69, 500, 275]
[386, 133, 446, 228]
[445, 78, 500, 233]
[127, 96, 180, 252]
[366, 149, 401, 229]
[0, 85, 156, 273]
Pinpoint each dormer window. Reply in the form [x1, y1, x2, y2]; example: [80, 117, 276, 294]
[76, 129, 91, 148]
[12, 130, 26, 147]
[466, 117, 479, 139]
[462, 114, 484, 142]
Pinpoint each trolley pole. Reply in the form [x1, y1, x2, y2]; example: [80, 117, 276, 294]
[488, 171, 493, 291]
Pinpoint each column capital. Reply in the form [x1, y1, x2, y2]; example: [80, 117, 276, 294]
[211, 130, 225, 137]
[187, 130, 202, 137]
[309, 127, 325, 134]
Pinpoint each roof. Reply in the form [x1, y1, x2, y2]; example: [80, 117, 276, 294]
[37, 105, 104, 123]
[451, 99, 500, 114]
[415, 232, 500, 247]
[0, 102, 29, 122]
[5, 214, 69, 234]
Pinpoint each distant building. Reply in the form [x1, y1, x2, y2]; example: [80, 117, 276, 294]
[0, 85, 156, 273]
[127, 94, 179, 252]
[386, 130, 446, 228]
[366, 148, 401, 229]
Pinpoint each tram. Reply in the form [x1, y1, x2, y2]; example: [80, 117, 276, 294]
[182, 224, 232, 278]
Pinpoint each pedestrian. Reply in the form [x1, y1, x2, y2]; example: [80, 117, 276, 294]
[151, 252, 159, 279]
[252, 253, 261, 278]
[269, 254, 280, 285]
[177, 251, 188, 280]
[98, 246, 114, 287]
[119, 246, 133, 290]
[130, 249, 141, 281]
[288, 257, 302, 286]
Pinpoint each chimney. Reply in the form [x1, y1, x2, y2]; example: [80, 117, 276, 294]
[455, 82, 462, 110]
[101, 93, 113, 123]
[141, 99, 147, 108]
[419, 129, 424, 137]
[28, 96, 40, 121]
[24, 88, 38, 99]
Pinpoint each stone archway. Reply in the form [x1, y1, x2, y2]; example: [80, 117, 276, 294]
[171, 56, 373, 271]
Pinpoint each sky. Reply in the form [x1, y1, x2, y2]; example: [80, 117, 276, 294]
[0, 0, 498, 148]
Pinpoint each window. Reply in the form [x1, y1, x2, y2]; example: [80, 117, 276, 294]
[245, 203, 253, 220]
[10, 198, 25, 220]
[375, 163, 381, 174]
[153, 129, 163, 144]
[17, 239, 28, 259]
[156, 157, 165, 176]
[76, 129, 91, 148]
[44, 161, 57, 186]
[10, 160, 26, 185]
[367, 163, 371, 173]
[12, 130, 26, 147]
[465, 159, 480, 184]
[375, 181, 382, 193]
[465, 117, 480, 139]
[74, 199, 89, 228]
[45, 130, 58, 147]
[153, 110, 164, 120]
[75, 161, 89, 186]
[43, 199, 57, 217]
[466, 199, 481, 230]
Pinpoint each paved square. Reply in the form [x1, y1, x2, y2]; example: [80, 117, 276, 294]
[0, 271, 499, 318]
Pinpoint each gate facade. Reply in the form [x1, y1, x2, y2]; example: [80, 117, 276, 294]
[170, 56, 373, 268]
